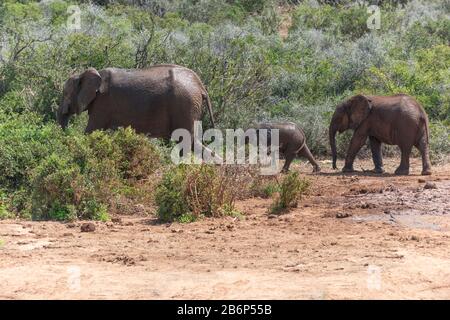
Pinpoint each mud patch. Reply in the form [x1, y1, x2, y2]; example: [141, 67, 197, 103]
[98, 253, 147, 266]
[348, 180, 450, 231]
[349, 180, 449, 211]
[352, 213, 447, 232]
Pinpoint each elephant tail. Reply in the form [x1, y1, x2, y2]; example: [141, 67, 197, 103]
[423, 115, 430, 145]
[202, 91, 215, 128]
[294, 123, 307, 153]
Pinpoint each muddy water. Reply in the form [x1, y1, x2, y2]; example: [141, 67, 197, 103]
[350, 180, 450, 232]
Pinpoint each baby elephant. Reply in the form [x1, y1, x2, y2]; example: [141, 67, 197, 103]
[254, 122, 321, 173]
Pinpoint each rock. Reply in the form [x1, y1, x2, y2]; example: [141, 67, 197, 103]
[358, 188, 368, 194]
[336, 212, 351, 219]
[418, 178, 426, 183]
[360, 202, 376, 209]
[80, 223, 96, 232]
[384, 184, 398, 192]
[111, 217, 122, 224]
[424, 182, 437, 189]
[66, 223, 76, 228]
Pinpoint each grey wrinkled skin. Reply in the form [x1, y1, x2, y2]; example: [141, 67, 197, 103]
[57, 64, 215, 140]
[253, 122, 321, 173]
[329, 94, 432, 176]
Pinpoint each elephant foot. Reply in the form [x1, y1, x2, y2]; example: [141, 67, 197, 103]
[312, 166, 321, 173]
[372, 167, 385, 174]
[342, 166, 355, 173]
[281, 168, 289, 174]
[421, 169, 432, 176]
[394, 167, 409, 175]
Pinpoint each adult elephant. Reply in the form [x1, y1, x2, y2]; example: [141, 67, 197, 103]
[57, 64, 215, 138]
[329, 94, 432, 175]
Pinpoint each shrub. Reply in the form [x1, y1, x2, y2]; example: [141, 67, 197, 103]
[249, 176, 280, 198]
[356, 45, 450, 122]
[0, 192, 13, 220]
[429, 121, 450, 162]
[0, 112, 161, 220]
[270, 171, 310, 214]
[31, 154, 84, 220]
[155, 164, 240, 222]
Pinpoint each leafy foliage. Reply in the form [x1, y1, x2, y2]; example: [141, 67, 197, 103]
[270, 171, 310, 214]
[155, 164, 240, 222]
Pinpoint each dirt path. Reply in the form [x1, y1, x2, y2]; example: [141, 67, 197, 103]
[1, 158, 449, 299]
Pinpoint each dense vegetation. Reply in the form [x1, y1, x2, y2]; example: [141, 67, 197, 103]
[0, 0, 448, 220]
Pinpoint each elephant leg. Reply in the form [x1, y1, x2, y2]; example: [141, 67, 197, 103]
[282, 153, 295, 173]
[85, 114, 107, 134]
[343, 131, 368, 172]
[298, 145, 320, 173]
[395, 145, 412, 175]
[369, 136, 384, 173]
[416, 136, 432, 175]
[84, 119, 97, 134]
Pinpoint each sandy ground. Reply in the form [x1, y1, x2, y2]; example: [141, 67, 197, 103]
[1, 158, 449, 300]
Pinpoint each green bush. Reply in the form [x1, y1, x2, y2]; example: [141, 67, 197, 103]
[429, 121, 450, 161]
[155, 164, 239, 222]
[356, 45, 450, 122]
[270, 171, 310, 214]
[31, 153, 86, 221]
[0, 113, 161, 220]
[0, 192, 13, 220]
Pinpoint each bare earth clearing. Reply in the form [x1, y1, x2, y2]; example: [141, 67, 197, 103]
[1, 158, 449, 299]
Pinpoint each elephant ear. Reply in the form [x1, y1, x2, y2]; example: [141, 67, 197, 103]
[98, 68, 111, 94]
[76, 68, 102, 115]
[61, 76, 79, 115]
[348, 94, 372, 128]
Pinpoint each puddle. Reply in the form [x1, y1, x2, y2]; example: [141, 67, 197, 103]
[349, 180, 450, 232]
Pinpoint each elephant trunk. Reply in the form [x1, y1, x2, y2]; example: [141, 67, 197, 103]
[329, 122, 338, 169]
[57, 103, 70, 130]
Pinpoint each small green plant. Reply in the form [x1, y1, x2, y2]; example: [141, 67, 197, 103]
[177, 213, 197, 223]
[155, 164, 239, 222]
[270, 172, 310, 214]
[48, 203, 78, 221]
[84, 201, 110, 222]
[249, 176, 280, 198]
[222, 204, 244, 219]
[261, 182, 281, 198]
[0, 239, 4, 247]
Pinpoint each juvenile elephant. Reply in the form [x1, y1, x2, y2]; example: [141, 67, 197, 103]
[254, 122, 321, 173]
[329, 94, 432, 175]
[57, 64, 215, 138]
